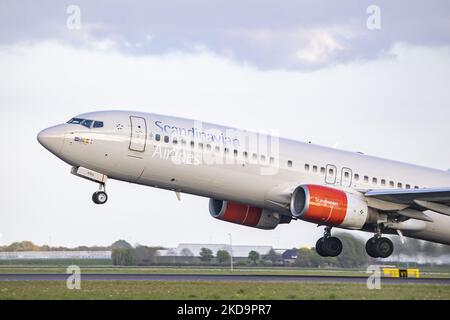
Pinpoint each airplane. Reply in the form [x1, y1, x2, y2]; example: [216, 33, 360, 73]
[37, 110, 450, 259]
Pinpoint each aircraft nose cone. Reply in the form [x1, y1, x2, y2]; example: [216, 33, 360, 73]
[37, 125, 66, 155]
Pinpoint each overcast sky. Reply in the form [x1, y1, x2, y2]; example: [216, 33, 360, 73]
[1, 1, 450, 249]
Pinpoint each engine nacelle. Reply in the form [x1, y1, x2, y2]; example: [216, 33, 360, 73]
[290, 184, 369, 229]
[209, 199, 290, 230]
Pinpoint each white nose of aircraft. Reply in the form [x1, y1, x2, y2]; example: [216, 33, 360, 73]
[37, 125, 66, 155]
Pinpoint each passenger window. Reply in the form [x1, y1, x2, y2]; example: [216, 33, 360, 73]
[372, 178, 378, 185]
[354, 174, 360, 181]
[320, 167, 325, 174]
[243, 151, 248, 158]
[389, 181, 395, 187]
[313, 166, 318, 173]
[381, 179, 386, 186]
[398, 182, 403, 188]
[253, 153, 258, 160]
[329, 168, 335, 176]
[207, 144, 212, 151]
[270, 157, 275, 164]
[224, 148, 229, 154]
[414, 186, 420, 189]
[215, 146, 220, 153]
[344, 172, 349, 178]
[305, 164, 310, 171]
[190, 141, 195, 148]
[173, 138, 178, 145]
[406, 184, 411, 189]
[234, 150, 239, 157]
[155, 134, 161, 142]
[288, 160, 293, 168]
[164, 136, 169, 143]
[364, 176, 369, 183]
[198, 143, 204, 149]
[261, 155, 266, 162]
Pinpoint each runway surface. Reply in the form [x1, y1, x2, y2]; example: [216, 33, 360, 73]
[1, 274, 449, 285]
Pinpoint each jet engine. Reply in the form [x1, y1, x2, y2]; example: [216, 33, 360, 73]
[209, 199, 291, 230]
[290, 184, 369, 229]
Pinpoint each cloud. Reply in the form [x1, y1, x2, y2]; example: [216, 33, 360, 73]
[1, 0, 450, 70]
[295, 30, 345, 65]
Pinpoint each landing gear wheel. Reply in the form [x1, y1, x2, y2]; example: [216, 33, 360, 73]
[375, 237, 394, 258]
[315, 237, 343, 257]
[323, 237, 343, 257]
[365, 237, 394, 258]
[315, 238, 328, 257]
[92, 191, 108, 205]
[365, 238, 379, 258]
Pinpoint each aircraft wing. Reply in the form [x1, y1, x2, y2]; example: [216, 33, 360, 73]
[364, 187, 450, 216]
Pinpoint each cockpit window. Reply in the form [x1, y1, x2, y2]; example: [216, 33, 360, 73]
[67, 118, 103, 129]
[93, 121, 104, 128]
[81, 119, 93, 128]
[68, 118, 84, 125]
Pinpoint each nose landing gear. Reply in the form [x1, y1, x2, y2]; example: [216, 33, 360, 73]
[365, 226, 394, 258]
[315, 227, 343, 257]
[92, 183, 108, 205]
[70, 167, 109, 205]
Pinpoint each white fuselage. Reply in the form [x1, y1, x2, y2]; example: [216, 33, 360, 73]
[39, 110, 450, 245]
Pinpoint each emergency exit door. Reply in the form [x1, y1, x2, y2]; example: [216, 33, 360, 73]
[129, 116, 147, 152]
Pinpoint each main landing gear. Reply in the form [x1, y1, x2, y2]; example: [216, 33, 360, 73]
[315, 225, 395, 259]
[92, 183, 108, 205]
[315, 227, 343, 257]
[365, 226, 394, 258]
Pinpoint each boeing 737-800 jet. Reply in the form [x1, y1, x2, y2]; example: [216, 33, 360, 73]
[37, 111, 450, 258]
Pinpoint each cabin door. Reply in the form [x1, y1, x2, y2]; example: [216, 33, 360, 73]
[129, 116, 147, 152]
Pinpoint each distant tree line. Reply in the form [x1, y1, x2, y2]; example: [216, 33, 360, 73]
[0, 241, 110, 252]
[111, 240, 164, 266]
[3, 235, 450, 268]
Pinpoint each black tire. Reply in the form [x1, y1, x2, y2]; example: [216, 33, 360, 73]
[315, 238, 328, 257]
[323, 237, 343, 257]
[365, 238, 379, 258]
[92, 191, 108, 205]
[374, 237, 394, 258]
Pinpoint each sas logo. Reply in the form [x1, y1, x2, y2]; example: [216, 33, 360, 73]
[74, 137, 93, 145]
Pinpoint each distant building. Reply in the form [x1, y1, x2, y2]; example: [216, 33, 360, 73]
[281, 249, 299, 265]
[158, 244, 273, 258]
[0, 251, 111, 260]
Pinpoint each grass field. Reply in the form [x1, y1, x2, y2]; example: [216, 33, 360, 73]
[1, 266, 450, 278]
[0, 281, 449, 300]
[1, 266, 449, 300]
